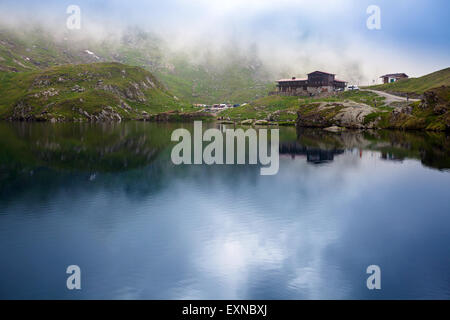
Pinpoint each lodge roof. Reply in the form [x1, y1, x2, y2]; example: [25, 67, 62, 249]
[277, 78, 347, 83]
[308, 71, 336, 76]
[277, 78, 307, 82]
[277, 71, 347, 83]
[380, 73, 408, 78]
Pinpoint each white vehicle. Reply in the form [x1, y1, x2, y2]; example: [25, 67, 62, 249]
[347, 85, 360, 91]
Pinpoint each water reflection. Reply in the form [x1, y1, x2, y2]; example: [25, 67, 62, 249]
[281, 128, 450, 170]
[0, 122, 449, 299]
[280, 142, 345, 164]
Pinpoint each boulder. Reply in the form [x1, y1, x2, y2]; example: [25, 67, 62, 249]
[241, 119, 254, 125]
[324, 126, 346, 132]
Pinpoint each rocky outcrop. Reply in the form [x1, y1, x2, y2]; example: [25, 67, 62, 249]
[72, 85, 85, 93]
[72, 106, 122, 122]
[97, 79, 154, 103]
[297, 101, 376, 129]
[241, 119, 254, 125]
[1, 62, 189, 122]
[33, 88, 59, 99]
[332, 104, 376, 129]
[96, 106, 122, 122]
[419, 86, 449, 115]
[11, 101, 34, 121]
[266, 110, 296, 121]
[296, 86, 450, 131]
[254, 120, 268, 125]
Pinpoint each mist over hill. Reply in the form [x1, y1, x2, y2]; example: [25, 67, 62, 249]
[0, 17, 378, 104]
[1, 0, 449, 104]
[0, 23, 276, 104]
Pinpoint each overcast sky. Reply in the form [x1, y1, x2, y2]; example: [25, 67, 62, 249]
[1, 0, 449, 83]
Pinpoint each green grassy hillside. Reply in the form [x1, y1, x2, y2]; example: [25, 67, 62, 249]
[155, 57, 274, 105]
[0, 62, 192, 121]
[0, 27, 273, 104]
[368, 67, 450, 95]
[221, 91, 385, 122]
[220, 88, 449, 131]
[0, 28, 100, 72]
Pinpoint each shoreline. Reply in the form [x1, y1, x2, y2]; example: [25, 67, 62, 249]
[1, 117, 448, 133]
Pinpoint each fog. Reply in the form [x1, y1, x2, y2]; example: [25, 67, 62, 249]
[0, 0, 448, 84]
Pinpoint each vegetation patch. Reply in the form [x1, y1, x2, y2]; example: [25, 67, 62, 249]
[366, 67, 450, 96]
[0, 62, 198, 121]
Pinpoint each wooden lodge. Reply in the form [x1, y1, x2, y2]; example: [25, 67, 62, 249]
[275, 71, 347, 96]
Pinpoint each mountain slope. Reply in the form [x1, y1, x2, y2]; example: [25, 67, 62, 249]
[0, 62, 191, 121]
[368, 67, 450, 96]
[0, 28, 100, 72]
[0, 27, 274, 104]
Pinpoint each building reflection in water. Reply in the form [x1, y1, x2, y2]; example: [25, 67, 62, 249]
[279, 142, 345, 164]
[381, 152, 405, 162]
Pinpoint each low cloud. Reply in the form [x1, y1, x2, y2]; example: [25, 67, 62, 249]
[0, 0, 448, 84]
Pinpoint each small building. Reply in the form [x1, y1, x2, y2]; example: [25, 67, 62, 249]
[380, 73, 408, 84]
[276, 71, 347, 96]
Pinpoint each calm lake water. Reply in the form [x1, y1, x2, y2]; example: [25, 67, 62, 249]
[0, 122, 449, 299]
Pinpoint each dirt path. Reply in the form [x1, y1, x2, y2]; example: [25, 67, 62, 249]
[362, 89, 421, 104]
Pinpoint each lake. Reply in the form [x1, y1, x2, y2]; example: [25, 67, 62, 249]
[0, 122, 449, 299]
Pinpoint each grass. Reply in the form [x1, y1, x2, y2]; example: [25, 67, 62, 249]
[0, 27, 274, 105]
[220, 90, 386, 123]
[220, 95, 299, 122]
[223, 88, 448, 131]
[154, 58, 274, 105]
[367, 67, 450, 95]
[0, 62, 196, 121]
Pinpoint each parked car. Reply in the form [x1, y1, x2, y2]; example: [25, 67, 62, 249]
[347, 85, 360, 91]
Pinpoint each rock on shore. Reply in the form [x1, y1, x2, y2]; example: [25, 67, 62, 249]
[296, 87, 450, 131]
